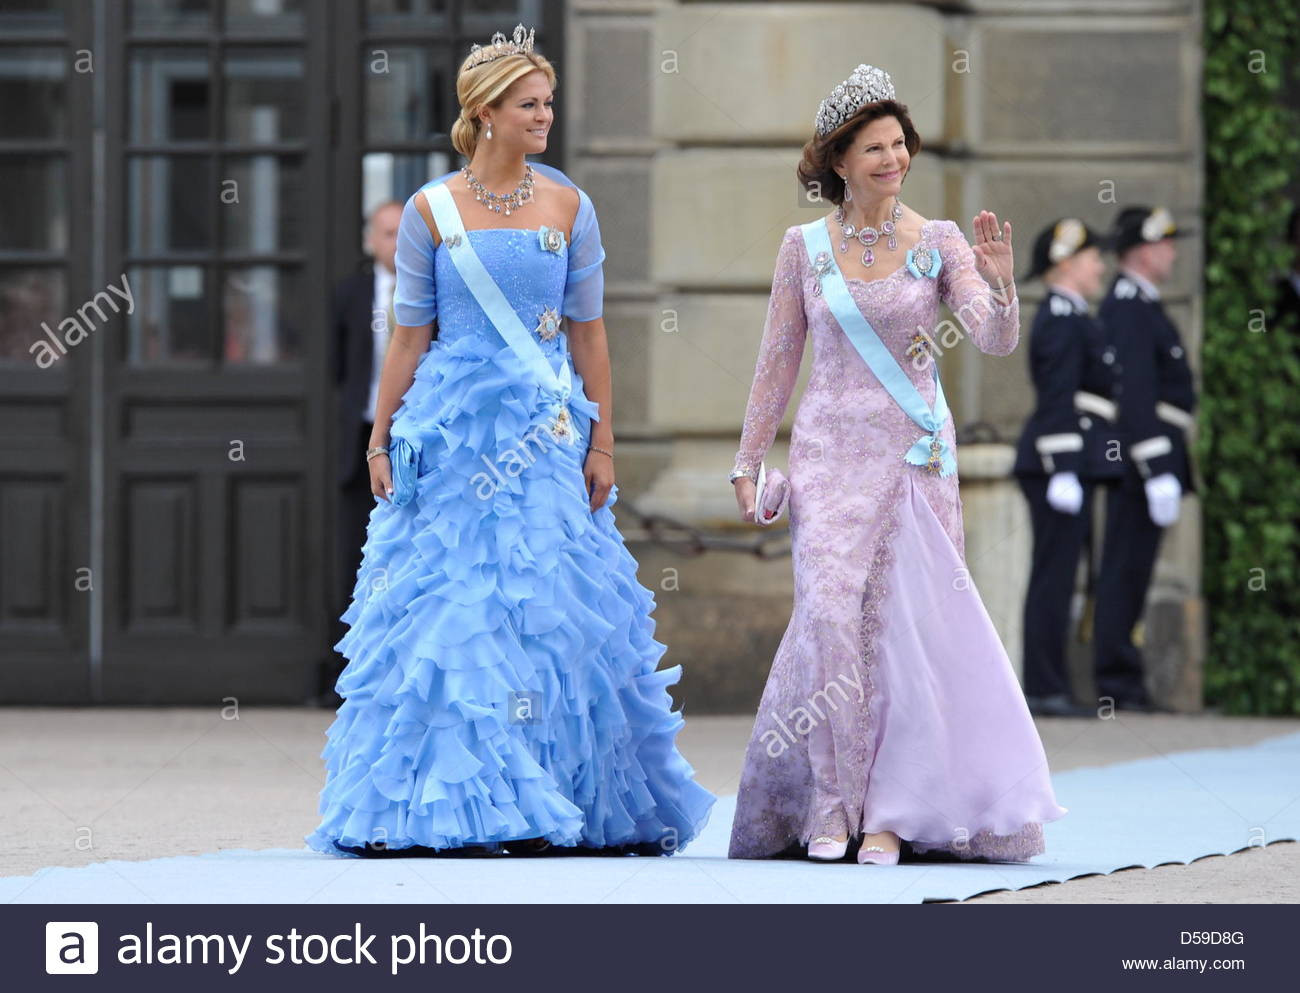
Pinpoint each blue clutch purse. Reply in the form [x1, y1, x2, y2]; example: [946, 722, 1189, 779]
[387, 433, 421, 508]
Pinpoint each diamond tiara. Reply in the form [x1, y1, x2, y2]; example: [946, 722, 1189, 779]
[814, 64, 896, 138]
[465, 22, 537, 70]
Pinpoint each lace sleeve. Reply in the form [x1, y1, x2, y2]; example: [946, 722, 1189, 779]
[731, 227, 809, 480]
[935, 219, 1019, 356]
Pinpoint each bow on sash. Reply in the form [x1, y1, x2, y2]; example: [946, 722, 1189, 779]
[424, 181, 593, 444]
[905, 246, 942, 281]
[800, 220, 957, 477]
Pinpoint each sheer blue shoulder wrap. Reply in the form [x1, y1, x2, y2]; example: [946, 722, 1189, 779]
[391, 161, 606, 328]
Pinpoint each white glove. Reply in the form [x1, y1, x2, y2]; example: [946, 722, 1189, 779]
[1046, 471, 1083, 515]
[1144, 472, 1182, 527]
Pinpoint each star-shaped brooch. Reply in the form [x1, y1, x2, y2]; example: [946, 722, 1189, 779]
[534, 306, 561, 341]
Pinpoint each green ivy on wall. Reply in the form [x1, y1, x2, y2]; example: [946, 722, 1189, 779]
[1202, 0, 1300, 713]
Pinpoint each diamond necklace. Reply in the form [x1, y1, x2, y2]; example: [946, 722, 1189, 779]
[833, 196, 903, 267]
[461, 162, 535, 215]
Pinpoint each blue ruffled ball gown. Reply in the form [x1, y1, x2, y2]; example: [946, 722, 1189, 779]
[306, 164, 715, 857]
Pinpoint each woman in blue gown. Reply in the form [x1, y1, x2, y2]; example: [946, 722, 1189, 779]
[306, 26, 715, 859]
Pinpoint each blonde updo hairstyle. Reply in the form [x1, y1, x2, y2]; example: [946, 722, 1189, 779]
[450, 48, 558, 160]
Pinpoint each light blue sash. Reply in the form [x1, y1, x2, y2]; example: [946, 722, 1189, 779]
[423, 181, 575, 435]
[799, 218, 956, 477]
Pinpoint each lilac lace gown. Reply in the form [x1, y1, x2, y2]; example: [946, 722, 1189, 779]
[727, 217, 1068, 861]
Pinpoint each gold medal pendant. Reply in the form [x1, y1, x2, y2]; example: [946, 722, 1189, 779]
[924, 438, 943, 474]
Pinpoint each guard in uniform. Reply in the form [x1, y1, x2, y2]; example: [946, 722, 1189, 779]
[1093, 205, 1197, 712]
[1014, 219, 1119, 717]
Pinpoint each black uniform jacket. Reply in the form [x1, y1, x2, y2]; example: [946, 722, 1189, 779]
[1014, 287, 1124, 482]
[1096, 272, 1197, 492]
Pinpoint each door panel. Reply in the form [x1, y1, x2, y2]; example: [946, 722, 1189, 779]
[0, 0, 562, 703]
[101, 0, 328, 702]
[0, 0, 92, 702]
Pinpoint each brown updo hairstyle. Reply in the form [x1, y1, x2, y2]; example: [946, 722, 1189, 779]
[449, 47, 558, 160]
[796, 99, 922, 206]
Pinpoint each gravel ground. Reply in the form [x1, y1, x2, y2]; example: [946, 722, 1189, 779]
[1, 707, 1297, 903]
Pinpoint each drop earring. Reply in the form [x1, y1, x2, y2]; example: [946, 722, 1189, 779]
[485, 121, 493, 140]
[843, 176, 852, 202]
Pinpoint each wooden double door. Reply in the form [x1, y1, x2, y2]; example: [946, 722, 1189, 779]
[0, 0, 559, 702]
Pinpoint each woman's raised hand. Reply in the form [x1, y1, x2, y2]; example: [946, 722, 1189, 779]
[971, 210, 1014, 291]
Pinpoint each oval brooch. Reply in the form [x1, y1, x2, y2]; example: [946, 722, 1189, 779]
[905, 247, 942, 280]
[538, 225, 566, 254]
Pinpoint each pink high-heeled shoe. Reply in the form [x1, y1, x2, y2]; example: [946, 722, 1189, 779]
[807, 835, 849, 861]
[856, 843, 900, 865]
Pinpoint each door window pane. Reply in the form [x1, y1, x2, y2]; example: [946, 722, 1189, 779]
[0, 267, 65, 364]
[462, 1, 541, 34]
[126, 265, 211, 364]
[129, 0, 211, 35]
[225, 0, 302, 36]
[361, 150, 450, 221]
[364, 0, 447, 32]
[0, 0, 65, 35]
[0, 48, 67, 140]
[221, 155, 304, 253]
[128, 156, 213, 254]
[224, 49, 304, 144]
[129, 48, 212, 143]
[0, 156, 67, 252]
[223, 266, 301, 364]
[364, 46, 451, 145]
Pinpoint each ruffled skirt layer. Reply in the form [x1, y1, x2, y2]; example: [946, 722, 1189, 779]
[307, 337, 715, 857]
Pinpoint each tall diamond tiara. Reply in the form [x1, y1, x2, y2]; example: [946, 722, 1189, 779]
[465, 22, 537, 70]
[814, 64, 896, 137]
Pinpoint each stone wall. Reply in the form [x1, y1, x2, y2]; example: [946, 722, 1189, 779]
[564, 0, 1204, 712]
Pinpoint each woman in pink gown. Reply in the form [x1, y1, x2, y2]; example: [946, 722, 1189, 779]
[727, 65, 1067, 865]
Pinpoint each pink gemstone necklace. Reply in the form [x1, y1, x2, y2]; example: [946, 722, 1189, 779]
[833, 196, 903, 268]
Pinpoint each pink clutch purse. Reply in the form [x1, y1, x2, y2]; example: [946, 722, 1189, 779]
[753, 461, 791, 527]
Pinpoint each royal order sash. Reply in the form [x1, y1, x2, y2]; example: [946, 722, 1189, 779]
[799, 218, 956, 477]
[423, 181, 576, 438]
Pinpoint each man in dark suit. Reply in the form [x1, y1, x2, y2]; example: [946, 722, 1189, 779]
[1013, 219, 1119, 717]
[327, 200, 403, 698]
[1093, 205, 1197, 713]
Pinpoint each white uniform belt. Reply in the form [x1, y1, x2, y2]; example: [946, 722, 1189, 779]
[1073, 391, 1117, 422]
[1157, 401, 1194, 431]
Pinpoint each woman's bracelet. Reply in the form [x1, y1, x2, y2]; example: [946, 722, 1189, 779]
[365, 446, 389, 462]
[588, 444, 613, 459]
